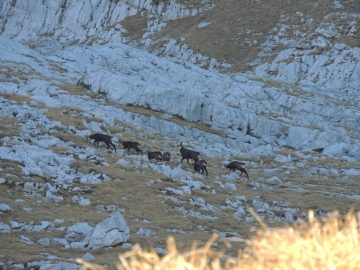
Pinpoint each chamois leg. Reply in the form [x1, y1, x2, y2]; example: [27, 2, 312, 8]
[110, 143, 116, 152]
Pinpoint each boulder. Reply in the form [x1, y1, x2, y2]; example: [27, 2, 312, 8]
[0, 203, 13, 214]
[233, 206, 246, 221]
[266, 176, 282, 184]
[0, 222, 10, 233]
[323, 143, 348, 157]
[65, 223, 94, 242]
[38, 237, 51, 246]
[224, 183, 237, 191]
[88, 211, 130, 248]
[32, 221, 55, 232]
[252, 199, 270, 210]
[283, 212, 294, 222]
[82, 252, 95, 262]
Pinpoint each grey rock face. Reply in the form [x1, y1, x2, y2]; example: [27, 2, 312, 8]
[88, 211, 130, 248]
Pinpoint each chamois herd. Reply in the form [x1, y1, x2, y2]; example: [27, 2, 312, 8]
[87, 133, 249, 178]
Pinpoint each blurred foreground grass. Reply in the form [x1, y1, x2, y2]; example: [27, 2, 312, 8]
[78, 207, 360, 270]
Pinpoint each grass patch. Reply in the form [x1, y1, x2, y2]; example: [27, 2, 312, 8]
[0, 65, 31, 83]
[120, 12, 149, 41]
[146, 0, 354, 73]
[43, 106, 94, 131]
[0, 116, 20, 139]
[54, 82, 92, 96]
[1, 93, 34, 105]
[305, 124, 323, 131]
[0, 159, 24, 178]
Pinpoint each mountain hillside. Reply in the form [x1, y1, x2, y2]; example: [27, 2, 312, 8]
[0, 0, 359, 269]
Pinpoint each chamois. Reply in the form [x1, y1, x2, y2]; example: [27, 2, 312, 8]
[224, 161, 248, 177]
[148, 151, 163, 161]
[194, 159, 208, 176]
[121, 141, 143, 155]
[87, 133, 116, 152]
[162, 152, 171, 161]
[179, 142, 200, 165]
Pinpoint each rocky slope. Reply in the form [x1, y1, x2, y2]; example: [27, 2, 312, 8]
[0, 0, 359, 269]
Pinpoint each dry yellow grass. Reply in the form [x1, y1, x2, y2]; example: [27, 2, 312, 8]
[1, 93, 33, 105]
[0, 115, 20, 140]
[78, 208, 360, 270]
[234, 209, 360, 270]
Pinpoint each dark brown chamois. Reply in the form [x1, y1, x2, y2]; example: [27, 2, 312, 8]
[162, 152, 171, 161]
[148, 151, 163, 161]
[87, 133, 116, 152]
[224, 161, 248, 177]
[121, 141, 143, 155]
[179, 142, 200, 165]
[194, 159, 208, 176]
